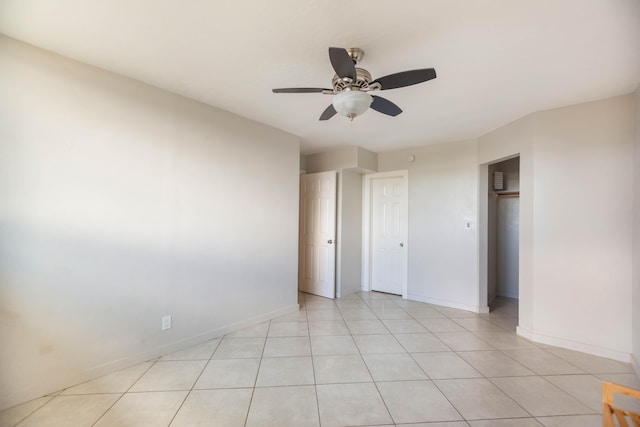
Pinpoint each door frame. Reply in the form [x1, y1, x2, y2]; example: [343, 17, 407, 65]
[478, 154, 521, 313]
[362, 170, 408, 298]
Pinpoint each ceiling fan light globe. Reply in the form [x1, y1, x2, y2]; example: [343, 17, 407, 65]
[332, 90, 372, 120]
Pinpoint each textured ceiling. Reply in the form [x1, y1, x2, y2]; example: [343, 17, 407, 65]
[1, 0, 639, 154]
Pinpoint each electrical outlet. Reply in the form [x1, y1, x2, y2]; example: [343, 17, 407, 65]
[162, 315, 172, 330]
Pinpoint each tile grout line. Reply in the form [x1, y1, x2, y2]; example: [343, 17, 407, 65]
[489, 374, 600, 416]
[11, 395, 56, 427]
[90, 355, 159, 426]
[241, 311, 272, 427]
[396, 296, 535, 423]
[398, 301, 470, 424]
[17, 358, 157, 426]
[350, 292, 398, 425]
[440, 307, 538, 422]
[306, 294, 325, 427]
[166, 337, 224, 426]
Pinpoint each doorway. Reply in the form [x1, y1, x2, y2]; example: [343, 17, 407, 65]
[299, 171, 337, 298]
[487, 157, 520, 309]
[363, 171, 408, 297]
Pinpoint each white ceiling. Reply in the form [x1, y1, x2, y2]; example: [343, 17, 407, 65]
[1, 0, 639, 154]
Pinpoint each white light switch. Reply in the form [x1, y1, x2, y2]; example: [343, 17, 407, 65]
[162, 315, 172, 330]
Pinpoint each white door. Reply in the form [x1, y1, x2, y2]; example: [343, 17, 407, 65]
[370, 175, 407, 295]
[299, 171, 337, 298]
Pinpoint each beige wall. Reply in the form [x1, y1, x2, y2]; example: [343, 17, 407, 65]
[0, 36, 300, 410]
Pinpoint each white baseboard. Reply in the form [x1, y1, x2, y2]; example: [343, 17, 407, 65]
[477, 305, 491, 314]
[407, 293, 489, 313]
[87, 303, 299, 378]
[631, 353, 640, 379]
[1, 303, 300, 412]
[517, 326, 631, 363]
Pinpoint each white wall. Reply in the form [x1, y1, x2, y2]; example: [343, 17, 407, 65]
[0, 36, 300, 410]
[488, 157, 520, 300]
[305, 146, 378, 174]
[529, 96, 634, 360]
[631, 86, 640, 375]
[487, 169, 498, 303]
[379, 95, 634, 362]
[378, 140, 480, 311]
[306, 147, 358, 173]
[356, 147, 379, 173]
[336, 170, 362, 297]
[496, 196, 520, 299]
[479, 95, 635, 361]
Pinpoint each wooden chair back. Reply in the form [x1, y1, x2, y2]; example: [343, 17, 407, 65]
[602, 381, 640, 427]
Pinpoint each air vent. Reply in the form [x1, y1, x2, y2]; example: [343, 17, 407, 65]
[494, 171, 504, 191]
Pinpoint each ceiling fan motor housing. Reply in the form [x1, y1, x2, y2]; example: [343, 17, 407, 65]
[332, 68, 380, 92]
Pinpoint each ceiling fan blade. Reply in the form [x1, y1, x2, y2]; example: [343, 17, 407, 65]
[373, 68, 437, 90]
[329, 47, 356, 81]
[272, 88, 330, 93]
[319, 104, 337, 121]
[370, 96, 403, 116]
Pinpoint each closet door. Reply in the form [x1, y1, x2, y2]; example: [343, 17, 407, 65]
[299, 171, 337, 298]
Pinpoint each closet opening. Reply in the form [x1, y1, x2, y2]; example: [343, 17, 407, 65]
[487, 156, 520, 312]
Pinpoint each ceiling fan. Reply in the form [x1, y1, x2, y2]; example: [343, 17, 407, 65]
[272, 47, 437, 121]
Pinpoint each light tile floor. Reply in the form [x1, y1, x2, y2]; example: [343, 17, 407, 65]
[2, 293, 639, 426]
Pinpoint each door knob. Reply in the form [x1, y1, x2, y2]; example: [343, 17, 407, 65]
[328, 239, 333, 244]
[400, 242, 404, 247]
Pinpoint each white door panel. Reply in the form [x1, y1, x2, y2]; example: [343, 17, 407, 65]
[370, 176, 407, 295]
[299, 171, 336, 298]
